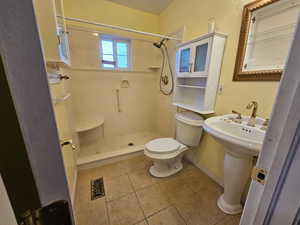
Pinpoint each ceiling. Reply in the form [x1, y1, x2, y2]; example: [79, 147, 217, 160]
[105, 0, 173, 15]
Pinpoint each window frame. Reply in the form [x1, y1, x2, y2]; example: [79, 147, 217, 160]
[100, 35, 131, 70]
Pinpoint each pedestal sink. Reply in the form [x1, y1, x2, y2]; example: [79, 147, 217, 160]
[203, 114, 266, 215]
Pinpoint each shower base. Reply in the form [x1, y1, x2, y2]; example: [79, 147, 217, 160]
[77, 131, 160, 167]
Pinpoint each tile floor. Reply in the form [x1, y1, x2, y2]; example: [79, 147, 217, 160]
[74, 155, 241, 225]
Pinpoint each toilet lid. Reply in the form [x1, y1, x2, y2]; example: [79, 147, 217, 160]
[145, 138, 180, 154]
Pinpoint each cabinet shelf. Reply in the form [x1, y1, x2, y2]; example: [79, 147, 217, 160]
[173, 102, 214, 114]
[177, 75, 208, 78]
[176, 85, 206, 89]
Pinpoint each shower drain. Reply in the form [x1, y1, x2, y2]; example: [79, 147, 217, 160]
[91, 178, 105, 200]
[128, 142, 134, 146]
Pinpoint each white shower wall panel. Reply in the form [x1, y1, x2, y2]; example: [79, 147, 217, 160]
[70, 69, 158, 138]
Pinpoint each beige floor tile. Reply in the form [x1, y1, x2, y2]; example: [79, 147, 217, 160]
[99, 161, 128, 180]
[175, 189, 226, 225]
[76, 197, 109, 225]
[158, 176, 195, 204]
[107, 193, 145, 225]
[136, 184, 170, 217]
[147, 207, 186, 225]
[128, 170, 158, 190]
[122, 156, 148, 173]
[105, 174, 134, 201]
[215, 215, 241, 225]
[181, 167, 221, 193]
[135, 220, 148, 225]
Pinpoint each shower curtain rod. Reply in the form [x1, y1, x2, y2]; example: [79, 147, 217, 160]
[62, 16, 182, 41]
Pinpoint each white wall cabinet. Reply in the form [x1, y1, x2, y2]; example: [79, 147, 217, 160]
[33, 0, 70, 65]
[173, 32, 227, 114]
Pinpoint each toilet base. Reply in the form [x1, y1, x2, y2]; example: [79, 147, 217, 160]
[149, 157, 183, 178]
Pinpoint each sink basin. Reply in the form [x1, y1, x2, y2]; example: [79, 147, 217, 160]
[203, 114, 266, 215]
[204, 114, 266, 156]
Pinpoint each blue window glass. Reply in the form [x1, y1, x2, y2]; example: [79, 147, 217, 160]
[194, 43, 208, 72]
[101, 40, 115, 68]
[117, 42, 127, 55]
[179, 48, 190, 72]
[117, 55, 128, 68]
[103, 64, 114, 68]
[116, 42, 128, 68]
[101, 40, 113, 54]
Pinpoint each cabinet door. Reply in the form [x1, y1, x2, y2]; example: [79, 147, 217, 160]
[177, 46, 192, 77]
[191, 38, 211, 76]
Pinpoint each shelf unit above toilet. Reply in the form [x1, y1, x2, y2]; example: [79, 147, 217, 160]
[173, 32, 227, 114]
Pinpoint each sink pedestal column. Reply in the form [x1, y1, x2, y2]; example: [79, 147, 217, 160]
[218, 150, 253, 215]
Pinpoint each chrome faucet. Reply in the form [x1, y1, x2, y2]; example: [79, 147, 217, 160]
[246, 101, 258, 127]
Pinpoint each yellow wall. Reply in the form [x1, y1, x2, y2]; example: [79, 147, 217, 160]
[64, 0, 159, 34]
[159, 0, 279, 181]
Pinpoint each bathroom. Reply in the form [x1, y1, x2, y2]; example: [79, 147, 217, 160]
[1, 0, 300, 225]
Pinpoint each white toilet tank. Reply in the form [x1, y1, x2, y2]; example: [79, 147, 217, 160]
[175, 111, 204, 146]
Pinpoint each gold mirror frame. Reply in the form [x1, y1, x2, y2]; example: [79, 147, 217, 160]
[233, 0, 282, 81]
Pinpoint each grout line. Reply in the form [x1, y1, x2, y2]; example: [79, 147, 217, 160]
[145, 205, 173, 219]
[104, 197, 111, 225]
[173, 205, 188, 225]
[128, 172, 148, 221]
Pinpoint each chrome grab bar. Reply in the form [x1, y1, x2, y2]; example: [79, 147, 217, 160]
[116, 89, 121, 112]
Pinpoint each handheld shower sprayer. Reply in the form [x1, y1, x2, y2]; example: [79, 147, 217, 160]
[153, 38, 168, 49]
[153, 38, 174, 96]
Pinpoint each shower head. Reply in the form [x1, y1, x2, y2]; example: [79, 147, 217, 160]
[153, 38, 168, 48]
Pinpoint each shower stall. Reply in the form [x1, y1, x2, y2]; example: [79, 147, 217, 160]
[66, 25, 181, 166]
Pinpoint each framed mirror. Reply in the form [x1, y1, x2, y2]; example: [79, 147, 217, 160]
[233, 0, 300, 81]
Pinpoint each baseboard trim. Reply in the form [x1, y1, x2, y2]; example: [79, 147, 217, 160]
[185, 152, 224, 187]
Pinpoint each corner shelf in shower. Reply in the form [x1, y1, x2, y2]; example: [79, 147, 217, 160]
[76, 117, 105, 133]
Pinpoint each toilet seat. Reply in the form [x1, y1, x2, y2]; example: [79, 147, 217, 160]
[145, 138, 180, 154]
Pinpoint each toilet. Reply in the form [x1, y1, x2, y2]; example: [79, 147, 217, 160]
[144, 111, 204, 177]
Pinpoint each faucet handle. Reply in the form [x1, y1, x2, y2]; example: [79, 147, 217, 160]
[262, 118, 269, 126]
[232, 110, 242, 119]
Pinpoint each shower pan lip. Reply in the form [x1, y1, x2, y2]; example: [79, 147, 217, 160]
[77, 144, 145, 168]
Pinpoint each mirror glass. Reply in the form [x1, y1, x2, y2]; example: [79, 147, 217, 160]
[233, 0, 300, 81]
